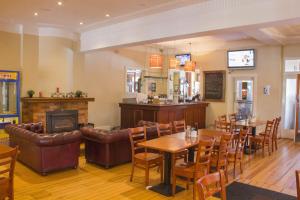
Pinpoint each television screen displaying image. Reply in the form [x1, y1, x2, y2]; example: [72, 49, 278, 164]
[175, 54, 191, 66]
[228, 49, 255, 69]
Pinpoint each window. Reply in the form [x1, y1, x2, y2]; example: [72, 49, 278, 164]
[285, 59, 300, 72]
[126, 69, 142, 93]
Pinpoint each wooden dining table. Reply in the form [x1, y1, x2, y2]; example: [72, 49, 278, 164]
[138, 129, 226, 196]
[235, 120, 266, 135]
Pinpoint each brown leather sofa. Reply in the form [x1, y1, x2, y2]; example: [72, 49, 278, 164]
[81, 121, 158, 168]
[5, 123, 81, 175]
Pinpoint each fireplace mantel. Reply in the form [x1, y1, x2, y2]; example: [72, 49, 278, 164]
[21, 97, 95, 103]
[21, 97, 95, 127]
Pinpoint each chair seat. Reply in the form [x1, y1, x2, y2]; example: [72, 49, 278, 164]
[210, 154, 226, 166]
[134, 152, 162, 161]
[174, 162, 205, 178]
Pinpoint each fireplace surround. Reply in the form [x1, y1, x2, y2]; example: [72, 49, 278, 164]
[46, 110, 78, 133]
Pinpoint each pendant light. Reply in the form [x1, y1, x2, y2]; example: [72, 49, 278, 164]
[184, 61, 196, 71]
[184, 42, 196, 71]
[169, 42, 179, 69]
[149, 48, 163, 69]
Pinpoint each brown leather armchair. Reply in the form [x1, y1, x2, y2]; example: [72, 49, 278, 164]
[5, 123, 81, 175]
[81, 120, 159, 168]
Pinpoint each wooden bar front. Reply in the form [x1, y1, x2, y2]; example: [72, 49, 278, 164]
[119, 102, 209, 129]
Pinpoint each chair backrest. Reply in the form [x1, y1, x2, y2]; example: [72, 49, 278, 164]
[218, 133, 233, 161]
[0, 146, 18, 186]
[264, 120, 275, 137]
[229, 113, 237, 123]
[296, 170, 300, 200]
[173, 120, 186, 133]
[219, 121, 232, 133]
[218, 115, 227, 122]
[195, 138, 216, 174]
[129, 127, 146, 157]
[273, 117, 281, 139]
[197, 170, 227, 200]
[235, 129, 249, 154]
[156, 123, 172, 137]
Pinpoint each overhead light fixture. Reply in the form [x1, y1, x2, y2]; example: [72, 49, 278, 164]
[149, 54, 163, 69]
[184, 61, 196, 72]
[105, 14, 110, 17]
[169, 57, 179, 69]
[79, 22, 84, 25]
[57, 1, 63, 6]
[34, 12, 38, 16]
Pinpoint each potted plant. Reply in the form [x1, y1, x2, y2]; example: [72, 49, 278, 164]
[27, 90, 35, 98]
[75, 90, 83, 98]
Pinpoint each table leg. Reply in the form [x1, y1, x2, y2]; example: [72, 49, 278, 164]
[149, 152, 185, 196]
[188, 147, 195, 162]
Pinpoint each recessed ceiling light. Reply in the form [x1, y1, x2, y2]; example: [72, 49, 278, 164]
[34, 12, 38, 16]
[79, 22, 84, 25]
[57, 1, 63, 6]
[105, 14, 110, 17]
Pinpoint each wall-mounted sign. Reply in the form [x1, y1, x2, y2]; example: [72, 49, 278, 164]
[203, 70, 226, 102]
[264, 85, 271, 95]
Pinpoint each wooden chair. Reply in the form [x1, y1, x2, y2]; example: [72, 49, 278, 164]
[249, 120, 274, 157]
[173, 120, 186, 133]
[0, 146, 18, 200]
[229, 113, 237, 123]
[197, 170, 227, 200]
[129, 127, 163, 186]
[156, 123, 173, 137]
[172, 138, 216, 200]
[210, 133, 232, 182]
[218, 115, 227, 122]
[272, 117, 281, 152]
[296, 170, 300, 200]
[227, 129, 248, 178]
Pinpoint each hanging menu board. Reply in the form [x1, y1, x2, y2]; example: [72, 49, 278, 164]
[203, 71, 226, 101]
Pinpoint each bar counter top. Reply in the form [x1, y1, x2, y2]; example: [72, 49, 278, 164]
[119, 101, 209, 107]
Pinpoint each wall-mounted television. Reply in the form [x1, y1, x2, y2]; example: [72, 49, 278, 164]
[228, 49, 255, 69]
[175, 53, 191, 66]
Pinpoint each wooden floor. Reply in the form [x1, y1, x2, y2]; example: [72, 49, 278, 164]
[14, 139, 299, 200]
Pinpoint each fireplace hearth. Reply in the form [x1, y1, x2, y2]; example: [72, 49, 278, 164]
[46, 110, 78, 133]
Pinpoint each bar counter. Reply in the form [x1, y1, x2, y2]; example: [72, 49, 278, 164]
[119, 102, 209, 129]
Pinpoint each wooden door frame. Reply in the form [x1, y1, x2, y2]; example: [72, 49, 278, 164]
[295, 74, 300, 140]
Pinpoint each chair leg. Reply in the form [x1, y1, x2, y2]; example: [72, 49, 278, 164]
[130, 164, 135, 182]
[249, 141, 252, 157]
[172, 174, 177, 196]
[186, 178, 190, 190]
[275, 139, 278, 150]
[232, 160, 235, 179]
[193, 179, 197, 200]
[262, 143, 265, 157]
[240, 158, 243, 174]
[160, 162, 163, 183]
[145, 165, 149, 186]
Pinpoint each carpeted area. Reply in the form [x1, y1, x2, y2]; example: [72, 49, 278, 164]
[216, 182, 297, 200]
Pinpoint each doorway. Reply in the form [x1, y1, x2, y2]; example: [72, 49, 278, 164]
[282, 59, 300, 140]
[233, 77, 254, 120]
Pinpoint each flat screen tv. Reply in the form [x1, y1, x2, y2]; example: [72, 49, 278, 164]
[175, 53, 191, 66]
[228, 49, 255, 69]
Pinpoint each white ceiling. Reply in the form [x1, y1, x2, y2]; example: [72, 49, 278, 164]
[0, 0, 203, 32]
[151, 23, 300, 54]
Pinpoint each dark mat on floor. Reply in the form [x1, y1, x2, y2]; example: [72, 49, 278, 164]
[215, 182, 296, 200]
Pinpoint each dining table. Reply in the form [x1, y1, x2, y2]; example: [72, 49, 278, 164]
[234, 120, 266, 154]
[138, 129, 226, 196]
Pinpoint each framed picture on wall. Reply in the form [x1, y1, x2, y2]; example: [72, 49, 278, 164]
[203, 70, 226, 102]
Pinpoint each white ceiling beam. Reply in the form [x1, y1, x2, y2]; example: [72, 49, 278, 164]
[80, 0, 300, 52]
[243, 29, 285, 45]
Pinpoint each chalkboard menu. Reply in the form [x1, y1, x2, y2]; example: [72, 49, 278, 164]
[203, 71, 226, 101]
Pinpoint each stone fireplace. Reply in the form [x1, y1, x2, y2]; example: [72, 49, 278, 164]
[21, 97, 95, 132]
[46, 110, 78, 133]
